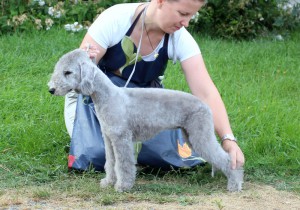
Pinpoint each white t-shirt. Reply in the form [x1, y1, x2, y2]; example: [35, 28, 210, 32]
[88, 3, 201, 63]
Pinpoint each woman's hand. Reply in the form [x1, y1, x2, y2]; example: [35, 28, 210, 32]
[222, 140, 245, 169]
[79, 33, 106, 64]
[82, 42, 100, 60]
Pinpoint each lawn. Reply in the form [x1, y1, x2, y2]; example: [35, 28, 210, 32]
[0, 28, 299, 207]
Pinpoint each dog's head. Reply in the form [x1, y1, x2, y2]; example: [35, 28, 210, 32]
[48, 49, 96, 96]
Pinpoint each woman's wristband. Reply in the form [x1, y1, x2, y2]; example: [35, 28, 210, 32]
[221, 134, 237, 143]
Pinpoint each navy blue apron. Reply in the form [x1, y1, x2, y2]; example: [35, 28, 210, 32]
[68, 8, 205, 171]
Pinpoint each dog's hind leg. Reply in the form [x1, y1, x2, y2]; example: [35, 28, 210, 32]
[100, 133, 117, 188]
[184, 111, 243, 191]
[188, 128, 243, 191]
[110, 131, 136, 192]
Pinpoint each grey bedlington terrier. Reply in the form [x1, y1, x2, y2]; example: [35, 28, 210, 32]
[48, 49, 244, 192]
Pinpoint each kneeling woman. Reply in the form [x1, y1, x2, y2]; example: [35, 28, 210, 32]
[64, 0, 245, 171]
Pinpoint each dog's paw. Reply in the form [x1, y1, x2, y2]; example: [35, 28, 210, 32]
[100, 178, 114, 188]
[114, 182, 134, 193]
[227, 168, 244, 192]
[227, 180, 243, 192]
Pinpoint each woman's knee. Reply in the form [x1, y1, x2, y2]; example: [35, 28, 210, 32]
[64, 90, 78, 137]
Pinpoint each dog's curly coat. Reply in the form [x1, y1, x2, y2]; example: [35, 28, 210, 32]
[48, 49, 244, 192]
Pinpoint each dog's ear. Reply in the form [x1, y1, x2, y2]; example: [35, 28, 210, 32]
[80, 61, 95, 95]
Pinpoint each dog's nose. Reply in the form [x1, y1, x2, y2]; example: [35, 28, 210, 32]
[49, 88, 56, 95]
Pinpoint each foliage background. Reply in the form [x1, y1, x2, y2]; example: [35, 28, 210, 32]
[192, 0, 300, 39]
[0, 0, 299, 39]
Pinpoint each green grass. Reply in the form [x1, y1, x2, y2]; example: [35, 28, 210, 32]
[0, 28, 299, 203]
[165, 32, 300, 192]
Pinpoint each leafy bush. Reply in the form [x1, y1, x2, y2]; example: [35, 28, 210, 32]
[0, 0, 108, 34]
[191, 0, 300, 39]
[0, 0, 144, 34]
[1, 0, 299, 39]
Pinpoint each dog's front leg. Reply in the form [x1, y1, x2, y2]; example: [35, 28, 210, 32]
[100, 133, 117, 188]
[111, 134, 136, 192]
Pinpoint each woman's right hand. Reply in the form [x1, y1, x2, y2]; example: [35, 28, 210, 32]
[82, 42, 100, 60]
[80, 33, 106, 64]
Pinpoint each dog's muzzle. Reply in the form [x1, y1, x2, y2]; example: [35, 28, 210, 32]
[49, 88, 56, 95]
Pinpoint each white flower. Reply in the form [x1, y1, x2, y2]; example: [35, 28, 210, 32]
[275, 34, 284, 41]
[72, 22, 83, 32]
[19, 14, 28, 24]
[35, 19, 42, 30]
[283, 3, 293, 11]
[54, 11, 61, 18]
[12, 16, 19, 26]
[12, 14, 28, 26]
[45, 18, 54, 30]
[48, 6, 63, 18]
[64, 22, 84, 32]
[34, 0, 45, 6]
[45, 18, 54, 26]
[48, 7, 54, 16]
[64, 24, 72, 31]
[38, 0, 45, 6]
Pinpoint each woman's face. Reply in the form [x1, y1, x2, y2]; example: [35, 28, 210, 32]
[157, 0, 204, 33]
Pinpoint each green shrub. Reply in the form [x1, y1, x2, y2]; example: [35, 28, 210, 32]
[0, 0, 104, 34]
[191, 0, 300, 39]
[0, 0, 144, 34]
[1, 0, 299, 40]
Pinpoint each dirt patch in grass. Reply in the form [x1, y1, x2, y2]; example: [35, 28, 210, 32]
[1, 182, 299, 210]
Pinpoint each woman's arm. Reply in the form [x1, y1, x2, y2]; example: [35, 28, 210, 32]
[80, 33, 106, 63]
[181, 54, 245, 169]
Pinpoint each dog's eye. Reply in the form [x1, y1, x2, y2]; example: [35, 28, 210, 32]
[64, 71, 72, 76]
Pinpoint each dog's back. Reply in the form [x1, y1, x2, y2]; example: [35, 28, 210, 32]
[112, 87, 212, 140]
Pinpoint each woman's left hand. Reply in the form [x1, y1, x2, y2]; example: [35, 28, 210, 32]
[222, 140, 245, 169]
